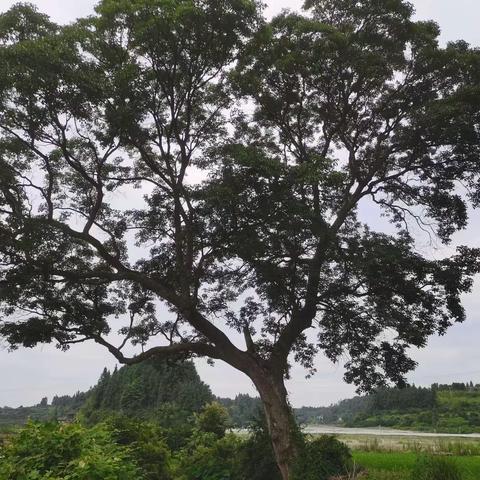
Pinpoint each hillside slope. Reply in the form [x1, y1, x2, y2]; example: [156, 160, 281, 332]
[0, 359, 213, 427]
[304, 383, 480, 434]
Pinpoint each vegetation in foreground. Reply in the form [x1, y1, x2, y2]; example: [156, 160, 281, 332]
[331, 434, 480, 457]
[0, 410, 355, 480]
[353, 452, 480, 480]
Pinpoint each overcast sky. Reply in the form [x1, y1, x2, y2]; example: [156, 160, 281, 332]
[1, 0, 480, 408]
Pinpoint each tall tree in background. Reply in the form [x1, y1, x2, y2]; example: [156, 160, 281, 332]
[1, 1, 480, 477]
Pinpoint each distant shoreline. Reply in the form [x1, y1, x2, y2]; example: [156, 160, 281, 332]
[302, 425, 480, 438]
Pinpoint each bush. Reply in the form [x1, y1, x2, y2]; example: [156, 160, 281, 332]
[411, 455, 463, 480]
[237, 413, 353, 480]
[154, 403, 195, 450]
[0, 421, 142, 480]
[237, 411, 282, 480]
[174, 431, 243, 480]
[103, 414, 172, 480]
[292, 435, 353, 480]
[195, 402, 231, 438]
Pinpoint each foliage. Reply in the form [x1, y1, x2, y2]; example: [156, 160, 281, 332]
[172, 411, 355, 480]
[0, 404, 56, 427]
[3, 415, 480, 480]
[2, 0, 480, 475]
[173, 431, 243, 480]
[434, 383, 480, 391]
[1, 0, 479, 395]
[152, 403, 196, 451]
[296, 395, 373, 426]
[410, 455, 463, 480]
[195, 402, 231, 438]
[217, 394, 262, 428]
[303, 384, 480, 434]
[358, 388, 480, 434]
[0, 359, 212, 430]
[81, 359, 212, 424]
[0, 421, 142, 480]
[371, 387, 436, 411]
[234, 412, 354, 480]
[102, 415, 172, 480]
[52, 391, 89, 409]
[0, 403, 238, 480]
[292, 435, 353, 480]
[352, 451, 480, 480]
[237, 412, 282, 480]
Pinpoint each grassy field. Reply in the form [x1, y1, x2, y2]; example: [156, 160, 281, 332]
[352, 452, 480, 480]
[333, 433, 480, 455]
[316, 433, 480, 479]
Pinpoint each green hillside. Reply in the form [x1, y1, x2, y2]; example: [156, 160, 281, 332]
[3, 370, 480, 435]
[81, 359, 213, 424]
[312, 383, 480, 434]
[0, 359, 213, 427]
[0, 404, 55, 427]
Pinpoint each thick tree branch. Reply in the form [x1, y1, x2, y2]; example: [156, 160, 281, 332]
[92, 335, 223, 365]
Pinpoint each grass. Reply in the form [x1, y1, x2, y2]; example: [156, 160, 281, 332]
[320, 433, 480, 455]
[306, 432, 480, 479]
[350, 448, 480, 480]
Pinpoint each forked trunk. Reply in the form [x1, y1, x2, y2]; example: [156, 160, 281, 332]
[251, 371, 298, 480]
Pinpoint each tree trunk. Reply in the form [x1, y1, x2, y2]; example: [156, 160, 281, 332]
[251, 370, 298, 480]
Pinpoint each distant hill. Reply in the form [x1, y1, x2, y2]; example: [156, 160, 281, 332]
[301, 382, 480, 434]
[0, 360, 261, 428]
[0, 391, 88, 427]
[4, 367, 480, 435]
[80, 358, 213, 423]
[0, 359, 213, 427]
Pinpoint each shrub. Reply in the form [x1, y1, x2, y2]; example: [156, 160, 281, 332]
[411, 455, 463, 480]
[195, 402, 231, 438]
[292, 435, 353, 480]
[237, 411, 282, 480]
[0, 421, 142, 480]
[154, 403, 195, 450]
[174, 431, 243, 480]
[237, 413, 353, 480]
[103, 414, 172, 480]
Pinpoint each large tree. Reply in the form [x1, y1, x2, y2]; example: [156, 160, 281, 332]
[1, 1, 480, 478]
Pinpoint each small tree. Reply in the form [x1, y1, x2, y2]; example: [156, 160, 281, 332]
[196, 402, 231, 438]
[1, 1, 480, 478]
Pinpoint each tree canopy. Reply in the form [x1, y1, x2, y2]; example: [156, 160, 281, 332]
[1, 1, 480, 477]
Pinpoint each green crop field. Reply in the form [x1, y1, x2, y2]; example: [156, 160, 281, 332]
[325, 433, 480, 480]
[330, 433, 480, 455]
[353, 452, 480, 480]
[306, 431, 480, 479]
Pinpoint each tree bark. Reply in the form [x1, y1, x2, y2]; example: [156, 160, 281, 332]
[251, 369, 298, 480]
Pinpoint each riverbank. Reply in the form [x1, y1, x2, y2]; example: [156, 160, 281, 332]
[304, 424, 480, 438]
